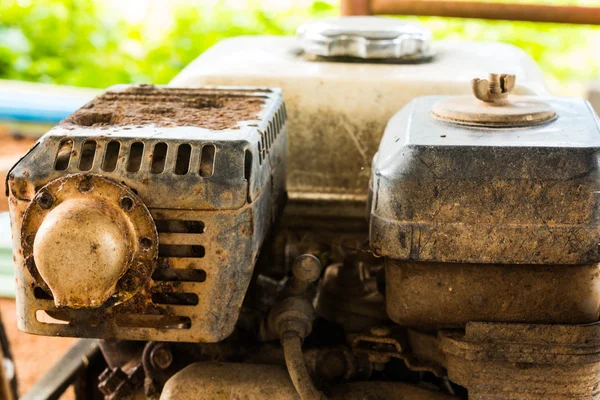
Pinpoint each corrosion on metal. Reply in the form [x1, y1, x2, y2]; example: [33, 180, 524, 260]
[440, 321, 600, 399]
[8, 85, 287, 343]
[21, 173, 158, 308]
[385, 261, 600, 328]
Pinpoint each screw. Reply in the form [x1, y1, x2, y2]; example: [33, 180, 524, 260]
[37, 191, 54, 210]
[78, 178, 93, 193]
[487, 73, 501, 94]
[139, 237, 152, 250]
[151, 346, 173, 369]
[119, 197, 134, 211]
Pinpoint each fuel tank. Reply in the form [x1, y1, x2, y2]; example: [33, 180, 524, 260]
[171, 16, 548, 219]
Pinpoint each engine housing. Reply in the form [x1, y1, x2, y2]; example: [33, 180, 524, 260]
[7, 85, 287, 342]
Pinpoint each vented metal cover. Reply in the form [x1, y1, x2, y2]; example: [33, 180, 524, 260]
[7, 85, 287, 342]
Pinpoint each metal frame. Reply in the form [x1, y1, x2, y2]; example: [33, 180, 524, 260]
[21, 340, 103, 400]
[341, 0, 600, 25]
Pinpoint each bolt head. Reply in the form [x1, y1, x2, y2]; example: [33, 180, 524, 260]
[151, 347, 173, 369]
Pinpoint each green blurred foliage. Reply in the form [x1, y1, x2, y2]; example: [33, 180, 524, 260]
[0, 0, 599, 93]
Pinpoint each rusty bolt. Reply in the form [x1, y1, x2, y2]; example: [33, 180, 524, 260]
[77, 178, 93, 193]
[370, 326, 391, 337]
[151, 346, 173, 370]
[37, 191, 54, 210]
[118, 274, 138, 291]
[139, 237, 152, 250]
[119, 196, 134, 211]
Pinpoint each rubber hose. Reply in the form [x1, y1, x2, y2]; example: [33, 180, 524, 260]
[282, 332, 326, 400]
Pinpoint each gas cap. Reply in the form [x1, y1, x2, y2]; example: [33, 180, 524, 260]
[432, 73, 556, 127]
[297, 16, 433, 61]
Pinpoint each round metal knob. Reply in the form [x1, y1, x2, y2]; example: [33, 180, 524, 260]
[33, 199, 130, 308]
[297, 16, 433, 61]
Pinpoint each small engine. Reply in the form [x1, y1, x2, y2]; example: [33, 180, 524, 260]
[369, 75, 600, 398]
[7, 85, 287, 343]
[8, 16, 600, 400]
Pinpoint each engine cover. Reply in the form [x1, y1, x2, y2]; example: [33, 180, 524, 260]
[370, 94, 600, 327]
[7, 85, 287, 342]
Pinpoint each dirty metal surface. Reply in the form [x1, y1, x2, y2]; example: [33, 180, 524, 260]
[62, 85, 266, 131]
[432, 95, 556, 127]
[385, 260, 600, 328]
[20, 174, 158, 309]
[432, 73, 556, 128]
[371, 96, 600, 264]
[440, 321, 600, 399]
[13, 192, 272, 342]
[159, 362, 455, 400]
[173, 36, 548, 220]
[8, 85, 287, 343]
[7, 85, 286, 210]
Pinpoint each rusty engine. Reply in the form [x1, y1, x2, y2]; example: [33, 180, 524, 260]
[6, 16, 600, 400]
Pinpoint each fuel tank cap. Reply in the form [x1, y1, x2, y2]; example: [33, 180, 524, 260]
[432, 73, 556, 127]
[297, 16, 433, 61]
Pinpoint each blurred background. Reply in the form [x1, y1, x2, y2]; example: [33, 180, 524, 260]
[1, 0, 600, 398]
[1, 0, 599, 95]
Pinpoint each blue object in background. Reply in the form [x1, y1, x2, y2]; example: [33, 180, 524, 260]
[0, 80, 98, 297]
[0, 79, 98, 125]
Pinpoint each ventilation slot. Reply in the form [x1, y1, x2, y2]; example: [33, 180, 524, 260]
[151, 142, 168, 173]
[175, 144, 192, 175]
[33, 287, 53, 300]
[102, 140, 121, 172]
[36, 310, 69, 325]
[199, 144, 215, 177]
[258, 141, 263, 165]
[127, 142, 144, 172]
[155, 220, 205, 234]
[159, 245, 205, 258]
[152, 268, 207, 283]
[244, 150, 252, 181]
[151, 292, 199, 306]
[54, 139, 73, 170]
[79, 140, 96, 171]
[115, 315, 191, 329]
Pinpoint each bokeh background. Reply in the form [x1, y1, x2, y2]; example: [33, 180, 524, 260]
[1, 0, 600, 95]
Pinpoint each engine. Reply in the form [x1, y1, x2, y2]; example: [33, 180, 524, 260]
[7, 16, 600, 400]
[7, 85, 287, 343]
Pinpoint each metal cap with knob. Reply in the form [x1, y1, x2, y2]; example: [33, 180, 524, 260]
[432, 73, 557, 127]
[297, 16, 433, 61]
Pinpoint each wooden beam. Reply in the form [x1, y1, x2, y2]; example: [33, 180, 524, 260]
[341, 0, 372, 16]
[371, 0, 600, 25]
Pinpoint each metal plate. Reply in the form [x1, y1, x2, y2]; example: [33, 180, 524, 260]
[20, 173, 158, 306]
[432, 95, 557, 127]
